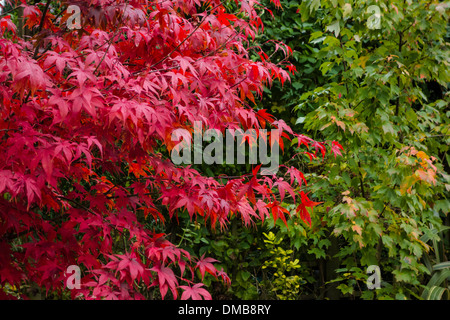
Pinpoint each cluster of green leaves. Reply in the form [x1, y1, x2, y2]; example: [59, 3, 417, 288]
[419, 224, 450, 300]
[173, 214, 264, 299]
[252, 0, 450, 299]
[259, 232, 307, 300]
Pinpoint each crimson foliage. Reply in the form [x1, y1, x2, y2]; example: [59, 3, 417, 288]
[0, 0, 340, 299]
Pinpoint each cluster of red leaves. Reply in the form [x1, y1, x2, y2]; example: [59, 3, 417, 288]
[0, 0, 342, 300]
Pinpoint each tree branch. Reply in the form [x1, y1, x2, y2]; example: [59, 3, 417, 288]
[32, 0, 52, 59]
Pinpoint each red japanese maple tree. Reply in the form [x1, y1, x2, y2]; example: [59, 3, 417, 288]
[0, 0, 341, 300]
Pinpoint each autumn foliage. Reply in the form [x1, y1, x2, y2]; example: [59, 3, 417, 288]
[0, 0, 340, 299]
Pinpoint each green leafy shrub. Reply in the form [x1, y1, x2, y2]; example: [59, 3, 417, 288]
[259, 232, 304, 300]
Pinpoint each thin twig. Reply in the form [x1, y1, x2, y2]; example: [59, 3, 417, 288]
[32, 0, 52, 59]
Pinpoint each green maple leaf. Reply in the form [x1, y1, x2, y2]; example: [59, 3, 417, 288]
[326, 20, 341, 37]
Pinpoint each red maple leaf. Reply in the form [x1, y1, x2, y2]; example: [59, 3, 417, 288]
[267, 201, 291, 226]
[196, 255, 218, 280]
[180, 283, 212, 300]
[151, 263, 179, 299]
[296, 191, 323, 227]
